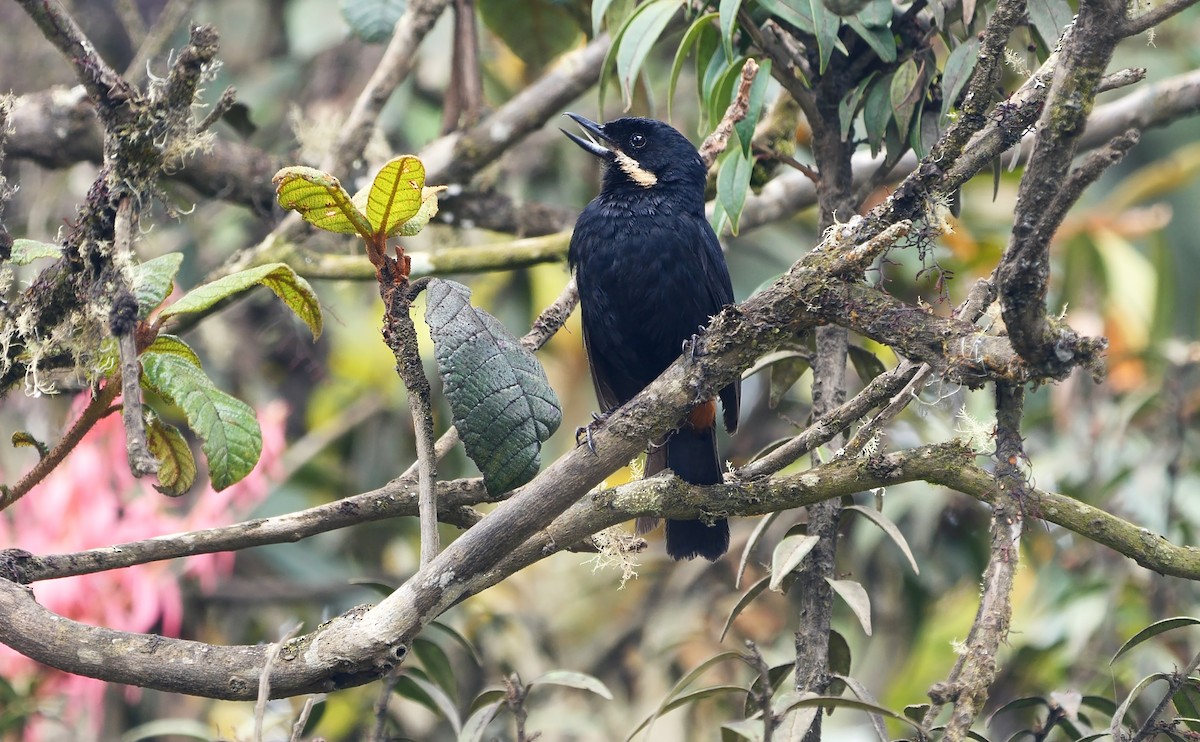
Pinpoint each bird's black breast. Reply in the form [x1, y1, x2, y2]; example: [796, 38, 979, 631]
[569, 192, 733, 409]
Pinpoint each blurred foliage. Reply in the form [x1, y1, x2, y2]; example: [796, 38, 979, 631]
[2, 0, 1200, 739]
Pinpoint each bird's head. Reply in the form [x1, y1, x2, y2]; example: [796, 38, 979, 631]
[561, 114, 706, 198]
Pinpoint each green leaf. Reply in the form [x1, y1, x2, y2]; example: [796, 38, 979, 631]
[809, 0, 840, 73]
[529, 670, 614, 700]
[719, 0, 744, 60]
[131, 253, 185, 319]
[838, 675, 889, 742]
[858, 0, 892, 26]
[721, 718, 764, 741]
[357, 155, 426, 238]
[827, 578, 872, 635]
[769, 534, 819, 591]
[840, 72, 878, 141]
[146, 415, 197, 497]
[707, 56, 747, 135]
[414, 638, 459, 702]
[340, 0, 405, 43]
[847, 344, 886, 383]
[1110, 673, 1172, 739]
[426, 621, 483, 669]
[735, 510, 782, 588]
[145, 334, 203, 368]
[8, 239, 61, 265]
[863, 74, 892, 156]
[669, 13, 719, 122]
[1027, 0, 1073, 50]
[722, 575, 769, 640]
[396, 672, 462, 734]
[273, 166, 372, 238]
[733, 58, 771, 154]
[11, 431, 48, 458]
[1111, 617, 1200, 664]
[158, 263, 322, 341]
[758, 0, 815, 34]
[941, 36, 981, 119]
[630, 650, 746, 740]
[890, 58, 921, 138]
[616, 0, 683, 105]
[424, 279, 562, 495]
[140, 351, 262, 491]
[828, 630, 852, 676]
[846, 18, 895, 63]
[844, 505, 919, 574]
[593, 0, 617, 33]
[629, 686, 748, 740]
[716, 140, 754, 235]
[458, 701, 502, 742]
[479, 0, 582, 67]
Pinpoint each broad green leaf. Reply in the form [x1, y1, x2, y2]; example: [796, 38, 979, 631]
[858, 0, 892, 26]
[359, 155, 425, 238]
[669, 13, 719, 122]
[769, 534, 819, 591]
[828, 578, 872, 635]
[8, 239, 61, 265]
[941, 36, 981, 119]
[904, 703, 930, 722]
[722, 575, 770, 640]
[468, 688, 507, 715]
[890, 58, 921, 138]
[863, 74, 892, 156]
[158, 263, 322, 341]
[733, 58, 772, 155]
[424, 279, 562, 495]
[593, 0, 617, 33]
[140, 351, 262, 491]
[413, 638, 459, 702]
[479, 0, 582, 67]
[848, 345, 886, 383]
[1111, 617, 1200, 664]
[828, 630, 852, 676]
[707, 56, 747, 135]
[616, 0, 683, 105]
[340, 0, 405, 43]
[273, 166, 372, 238]
[131, 253, 184, 319]
[458, 701, 502, 742]
[529, 670, 614, 700]
[145, 335, 202, 368]
[719, 0, 744, 59]
[783, 695, 923, 729]
[758, 0, 815, 34]
[809, 0, 840, 73]
[840, 72, 878, 141]
[988, 695, 1048, 724]
[846, 18, 896, 63]
[716, 141, 754, 234]
[1027, 0, 1073, 50]
[844, 505, 919, 574]
[146, 415, 197, 497]
[1173, 682, 1200, 733]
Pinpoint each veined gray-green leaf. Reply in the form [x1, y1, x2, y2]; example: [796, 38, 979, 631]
[145, 335, 203, 368]
[809, 0, 840, 73]
[158, 262, 322, 340]
[131, 253, 184, 319]
[140, 351, 262, 491]
[424, 279, 562, 495]
[9, 239, 62, 266]
[1027, 0, 1073, 51]
[719, 0, 744, 60]
[147, 414, 197, 497]
[889, 58, 921, 138]
[340, 0, 406, 43]
[941, 36, 981, 119]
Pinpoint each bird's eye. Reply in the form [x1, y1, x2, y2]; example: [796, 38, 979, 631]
[630, 133, 647, 149]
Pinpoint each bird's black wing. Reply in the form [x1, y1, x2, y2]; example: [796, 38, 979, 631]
[691, 213, 741, 434]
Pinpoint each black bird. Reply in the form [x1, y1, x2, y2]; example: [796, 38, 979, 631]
[562, 113, 740, 561]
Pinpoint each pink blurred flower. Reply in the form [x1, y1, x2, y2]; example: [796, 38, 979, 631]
[0, 395, 288, 739]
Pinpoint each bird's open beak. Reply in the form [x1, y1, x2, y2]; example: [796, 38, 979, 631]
[561, 113, 615, 161]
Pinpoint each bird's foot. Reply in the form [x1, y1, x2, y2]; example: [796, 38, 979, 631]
[683, 329, 705, 362]
[574, 411, 611, 454]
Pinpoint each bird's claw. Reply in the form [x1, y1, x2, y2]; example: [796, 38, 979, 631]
[575, 411, 610, 454]
[683, 330, 704, 362]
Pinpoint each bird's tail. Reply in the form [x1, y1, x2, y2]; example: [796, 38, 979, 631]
[663, 403, 729, 561]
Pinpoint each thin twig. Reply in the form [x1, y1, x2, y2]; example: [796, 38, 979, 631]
[113, 198, 157, 477]
[256, 623, 302, 741]
[289, 695, 319, 742]
[370, 666, 405, 742]
[123, 0, 198, 83]
[1124, 648, 1200, 741]
[699, 59, 760, 167]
